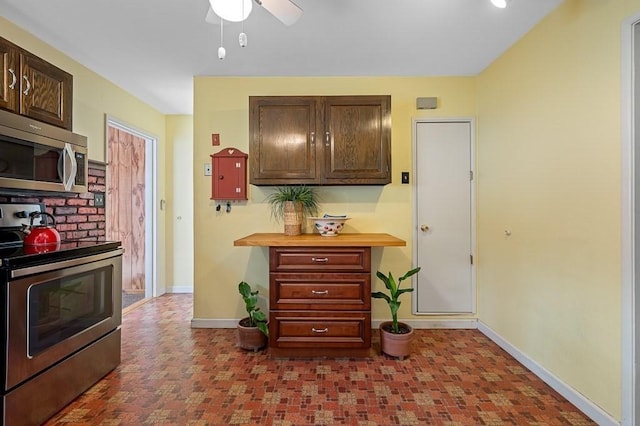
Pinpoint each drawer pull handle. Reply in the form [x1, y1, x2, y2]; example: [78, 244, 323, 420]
[311, 257, 329, 263]
[311, 290, 329, 295]
[312, 327, 328, 333]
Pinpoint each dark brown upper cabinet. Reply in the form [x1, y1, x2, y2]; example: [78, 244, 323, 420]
[0, 37, 72, 130]
[249, 95, 391, 185]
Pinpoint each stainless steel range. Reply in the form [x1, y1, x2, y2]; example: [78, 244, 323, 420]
[0, 203, 123, 425]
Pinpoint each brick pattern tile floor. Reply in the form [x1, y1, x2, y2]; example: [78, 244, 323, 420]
[45, 294, 595, 425]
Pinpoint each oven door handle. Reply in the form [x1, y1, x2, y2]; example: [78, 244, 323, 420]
[10, 248, 124, 279]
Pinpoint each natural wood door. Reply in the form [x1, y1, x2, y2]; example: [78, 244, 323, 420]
[249, 96, 320, 185]
[414, 120, 474, 313]
[323, 95, 391, 184]
[107, 126, 146, 294]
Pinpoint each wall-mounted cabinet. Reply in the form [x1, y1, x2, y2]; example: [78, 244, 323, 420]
[211, 147, 247, 200]
[0, 37, 73, 130]
[249, 95, 391, 186]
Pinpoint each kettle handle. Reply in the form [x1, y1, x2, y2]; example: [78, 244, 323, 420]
[29, 211, 57, 227]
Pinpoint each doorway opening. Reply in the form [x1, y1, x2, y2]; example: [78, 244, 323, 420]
[105, 117, 158, 310]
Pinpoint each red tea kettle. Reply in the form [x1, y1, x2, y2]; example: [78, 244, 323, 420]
[23, 212, 61, 247]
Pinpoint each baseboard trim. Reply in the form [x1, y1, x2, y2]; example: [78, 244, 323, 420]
[166, 286, 193, 294]
[372, 318, 478, 329]
[477, 321, 618, 426]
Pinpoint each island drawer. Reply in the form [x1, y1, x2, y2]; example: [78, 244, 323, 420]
[270, 273, 370, 310]
[269, 247, 370, 272]
[269, 311, 371, 349]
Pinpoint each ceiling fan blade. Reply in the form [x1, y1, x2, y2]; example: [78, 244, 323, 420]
[255, 0, 303, 26]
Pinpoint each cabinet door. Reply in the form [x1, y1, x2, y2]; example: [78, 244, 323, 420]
[0, 38, 18, 112]
[323, 95, 391, 184]
[20, 52, 72, 130]
[249, 96, 321, 185]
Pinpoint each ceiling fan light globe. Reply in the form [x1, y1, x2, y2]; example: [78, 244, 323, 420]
[490, 0, 510, 8]
[218, 46, 226, 60]
[239, 32, 248, 47]
[210, 0, 253, 22]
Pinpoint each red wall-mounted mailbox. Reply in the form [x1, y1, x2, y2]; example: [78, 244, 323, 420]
[211, 148, 248, 200]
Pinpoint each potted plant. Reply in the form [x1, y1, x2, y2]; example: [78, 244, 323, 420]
[237, 281, 269, 351]
[266, 185, 320, 236]
[371, 266, 421, 360]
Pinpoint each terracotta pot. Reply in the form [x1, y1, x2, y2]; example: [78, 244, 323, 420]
[283, 201, 303, 236]
[379, 321, 414, 360]
[237, 318, 268, 352]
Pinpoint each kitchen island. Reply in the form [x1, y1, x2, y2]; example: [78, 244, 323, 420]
[234, 233, 406, 357]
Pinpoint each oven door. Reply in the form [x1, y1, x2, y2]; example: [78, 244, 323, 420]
[4, 250, 122, 391]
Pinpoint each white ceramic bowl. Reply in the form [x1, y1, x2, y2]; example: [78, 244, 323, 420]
[309, 217, 350, 236]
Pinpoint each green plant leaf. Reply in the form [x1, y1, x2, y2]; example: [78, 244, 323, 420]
[396, 288, 414, 296]
[253, 310, 267, 322]
[371, 291, 391, 303]
[399, 267, 421, 283]
[256, 321, 269, 337]
[238, 281, 251, 298]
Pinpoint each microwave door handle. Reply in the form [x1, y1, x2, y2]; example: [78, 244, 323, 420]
[57, 150, 64, 183]
[63, 143, 77, 191]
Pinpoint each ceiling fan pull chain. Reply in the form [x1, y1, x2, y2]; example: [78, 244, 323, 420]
[239, 0, 248, 47]
[218, 17, 226, 60]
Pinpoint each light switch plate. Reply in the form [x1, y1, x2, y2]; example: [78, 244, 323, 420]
[204, 163, 212, 176]
[94, 192, 105, 207]
[401, 172, 409, 184]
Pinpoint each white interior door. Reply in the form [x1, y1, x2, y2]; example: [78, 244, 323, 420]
[414, 119, 474, 314]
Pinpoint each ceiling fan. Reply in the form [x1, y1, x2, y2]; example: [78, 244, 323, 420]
[206, 0, 303, 26]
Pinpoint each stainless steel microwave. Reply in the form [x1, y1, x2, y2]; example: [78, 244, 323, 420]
[0, 109, 88, 194]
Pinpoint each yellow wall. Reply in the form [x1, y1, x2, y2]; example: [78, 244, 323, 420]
[0, 17, 170, 295]
[192, 77, 476, 321]
[477, 0, 638, 419]
[166, 115, 195, 292]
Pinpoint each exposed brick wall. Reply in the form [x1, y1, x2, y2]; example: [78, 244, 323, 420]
[0, 161, 107, 241]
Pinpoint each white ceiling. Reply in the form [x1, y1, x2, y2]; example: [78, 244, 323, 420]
[0, 0, 563, 115]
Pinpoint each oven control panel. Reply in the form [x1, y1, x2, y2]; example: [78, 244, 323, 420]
[0, 203, 45, 228]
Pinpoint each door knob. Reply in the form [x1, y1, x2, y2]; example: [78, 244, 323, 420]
[420, 224, 430, 232]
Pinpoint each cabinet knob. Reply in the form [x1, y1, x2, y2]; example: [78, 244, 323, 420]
[311, 257, 329, 263]
[325, 131, 330, 147]
[420, 224, 430, 232]
[310, 131, 315, 145]
[311, 289, 329, 295]
[311, 327, 328, 333]
[219, 175, 224, 180]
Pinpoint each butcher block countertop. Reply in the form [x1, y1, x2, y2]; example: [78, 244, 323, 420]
[233, 233, 406, 247]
